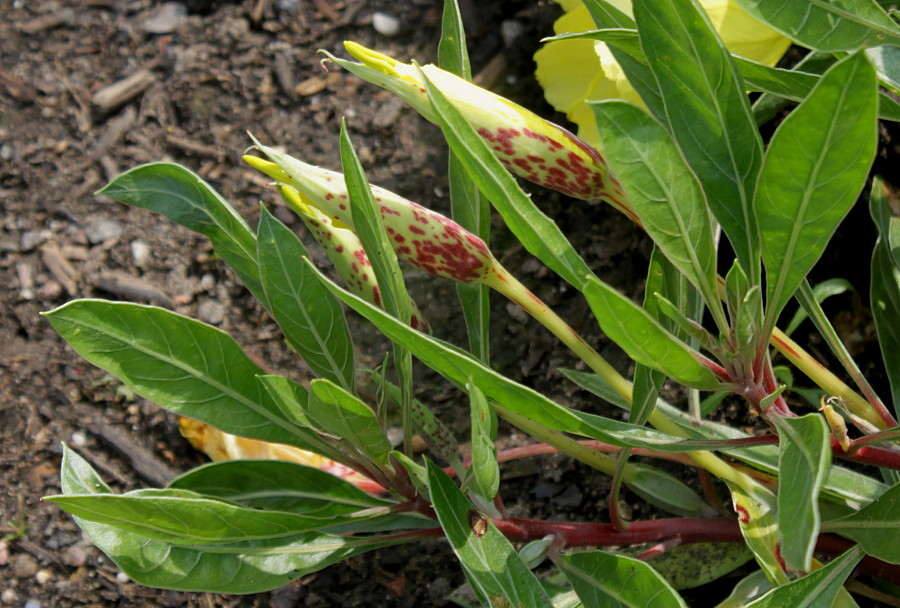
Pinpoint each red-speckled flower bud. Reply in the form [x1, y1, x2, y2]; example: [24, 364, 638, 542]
[277, 184, 430, 333]
[244, 145, 498, 285]
[321, 42, 635, 222]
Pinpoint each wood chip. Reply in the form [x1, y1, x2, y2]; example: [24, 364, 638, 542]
[92, 106, 136, 160]
[40, 242, 79, 295]
[15, 262, 35, 300]
[294, 72, 340, 96]
[0, 70, 35, 102]
[17, 9, 75, 34]
[165, 133, 223, 158]
[91, 69, 157, 114]
[92, 271, 173, 307]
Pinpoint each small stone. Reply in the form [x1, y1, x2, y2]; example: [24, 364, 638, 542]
[20, 230, 50, 251]
[40, 280, 64, 300]
[13, 553, 39, 578]
[386, 427, 403, 448]
[0, 541, 8, 565]
[70, 431, 87, 447]
[372, 12, 401, 36]
[63, 545, 87, 567]
[501, 20, 525, 47]
[197, 298, 225, 325]
[0, 143, 13, 161]
[1, 589, 16, 603]
[199, 273, 216, 291]
[35, 569, 53, 585]
[141, 2, 187, 34]
[552, 485, 582, 508]
[116, 571, 130, 584]
[131, 240, 151, 268]
[84, 218, 123, 244]
[24, 599, 42, 608]
[274, 0, 301, 14]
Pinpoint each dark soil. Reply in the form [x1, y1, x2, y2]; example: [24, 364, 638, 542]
[1, 1, 895, 607]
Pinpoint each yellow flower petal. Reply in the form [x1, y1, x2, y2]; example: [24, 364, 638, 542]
[535, 0, 791, 148]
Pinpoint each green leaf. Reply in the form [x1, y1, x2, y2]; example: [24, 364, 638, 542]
[465, 382, 499, 502]
[634, 0, 763, 276]
[437, 0, 471, 81]
[824, 482, 900, 563]
[307, 379, 393, 466]
[560, 368, 630, 410]
[583, 277, 721, 390]
[774, 413, 832, 572]
[338, 121, 415, 454]
[426, 461, 552, 608]
[591, 101, 724, 330]
[870, 178, 900, 414]
[713, 570, 772, 608]
[309, 261, 742, 452]
[868, 44, 900, 94]
[756, 52, 879, 334]
[167, 460, 389, 515]
[340, 120, 410, 325]
[417, 67, 597, 290]
[744, 547, 863, 608]
[728, 482, 789, 585]
[786, 278, 854, 336]
[556, 549, 687, 608]
[733, 0, 900, 52]
[43, 300, 318, 449]
[637, 543, 752, 591]
[621, 463, 714, 518]
[47, 488, 351, 544]
[58, 445, 400, 593]
[257, 205, 356, 391]
[97, 163, 264, 303]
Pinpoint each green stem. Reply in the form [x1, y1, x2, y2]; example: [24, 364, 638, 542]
[483, 263, 762, 494]
[771, 328, 889, 429]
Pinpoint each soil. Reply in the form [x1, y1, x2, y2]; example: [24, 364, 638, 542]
[0, 1, 896, 607]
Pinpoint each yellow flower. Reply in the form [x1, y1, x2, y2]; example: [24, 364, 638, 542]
[535, 0, 792, 147]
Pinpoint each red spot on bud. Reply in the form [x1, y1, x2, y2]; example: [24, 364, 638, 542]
[408, 225, 426, 236]
[735, 506, 750, 524]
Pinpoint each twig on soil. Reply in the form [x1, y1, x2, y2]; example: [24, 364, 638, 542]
[92, 69, 157, 114]
[40, 243, 79, 296]
[73, 403, 180, 487]
[91, 272, 173, 308]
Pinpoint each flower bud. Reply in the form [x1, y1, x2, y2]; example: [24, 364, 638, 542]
[324, 42, 633, 218]
[245, 146, 498, 285]
[277, 184, 430, 333]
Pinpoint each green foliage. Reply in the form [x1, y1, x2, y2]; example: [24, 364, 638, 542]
[43, 0, 900, 604]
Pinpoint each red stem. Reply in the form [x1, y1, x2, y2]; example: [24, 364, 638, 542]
[834, 440, 900, 470]
[491, 516, 900, 585]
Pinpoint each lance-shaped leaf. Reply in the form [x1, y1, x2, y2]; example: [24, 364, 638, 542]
[634, 0, 763, 276]
[306, 379, 393, 467]
[46, 488, 353, 544]
[167, 460, 390, 516]
[744, 547, 863, 608]
[439, 1, 491, 361]
[870, 178, 900, 414]
[773, 413, 832, 572]
[276, 186, 430, 332]
[733, 0, 900, 52]
[426, 461, 552, 607]
[257, 204, 357, 390]
[555, 549, 687, 608]
[43, 300, 322, 450]
[327, 42, 631, 210]
[728, 482, 789, 585]
[823, 482, 900, 564]
[583, 277, 721, 390]
[308, 260, 741, 450]
[245, 149, 497, 285]
[98, 163, 264, 304]
[464, 382, 499, 502]
[635, 543, 752, 591]
[57, 445, 402, 593]
[756, 52, 878, 334]
[591, 101, 724, 328]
